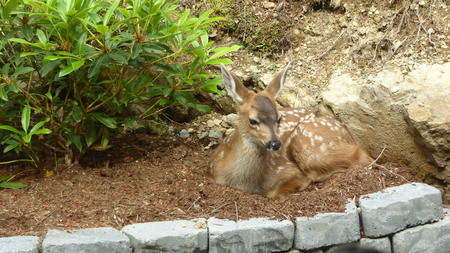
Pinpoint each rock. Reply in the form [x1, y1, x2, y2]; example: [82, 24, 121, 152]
[392, 215, 450, 253]
[122, 219, 208, 253]
[294, 200, 360, 250]
[321, 63, 450, 189]
[359, 237, 392, 253]
[42, 227, 131, 253]
[207, 119, 222, 128]
[197, 131, 208, 139]
[208, 128, 223, 139]
[222, 113, 238, 127]
[330, 0, 343, 10]
[179, 129, 190, 138]
[208, 217, 294, 253]
[358, 183, 443, 237]
[0, 236, 39, 253]
[262, 1, 276, 9]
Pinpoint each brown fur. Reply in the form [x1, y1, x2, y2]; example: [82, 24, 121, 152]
[210, 64, 373, 199]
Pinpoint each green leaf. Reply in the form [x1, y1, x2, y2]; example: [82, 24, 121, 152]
[45, 55, 76, 61]
[3, 0, 20, 18]
[195, 104, 210, 113]
[3, 141, 19, 153]
[96, 25, 108, 35]
[21, 105, 31, 134]
[71, 104, 82, 122]
[20, 52, 42, 57]
[22, 134, 31, 143]
[0, 125, 21, 135]
[100, 127, 110, 148]
[36, 29, 47, 44]
[1, 63, 10, 76]
[66, 130, 82, 151]
[0, 182, 27, 189]
[0, 87, 8, 101]
[108, 53, 127, 65]
[33, 129, 52, 135]
[13, 67, 34, 78]
[76, 32, 87, 55]
[59, 60, 84, 77]
[41, 60, 62, 77]
[131, 43, 142, 59]
[155, 64, 178, 75]
[104, 0, 121, 26]
[85, 125, 97, 147]
[88, 56, 104, 78]
[209, 45, 242, 60]
[123, 118, 137, 129]
[117, 7, 131, 18]
[206, 58, 233, 65]
[92, 114, 117, 129]
[22, 24, 33, 41]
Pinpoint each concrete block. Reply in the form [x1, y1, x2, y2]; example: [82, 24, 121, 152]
[359, 238, 391, 253]
[122, 219, 207, 253]
[359, 183, 443, 237]
[294, 200, 360, 250]
[208, 217, 294, 253]
[0, 236, 39, 253]
[42, 227, 131, 253]
[392, 215, 450, 253]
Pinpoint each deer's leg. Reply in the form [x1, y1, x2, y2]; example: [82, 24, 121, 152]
[265, 164, 311, 199]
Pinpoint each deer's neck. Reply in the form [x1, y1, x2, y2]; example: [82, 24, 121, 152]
[226, 127, 271, 193]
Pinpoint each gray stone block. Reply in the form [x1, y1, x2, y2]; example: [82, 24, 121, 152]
[208, 217, 294, 253]
[358, 183, 443, 237]
[392, 215, 450, 253]
[0, 236, 39, 253]
[121, 219, 207, 253]
[294, 200, 360, 250]
[359, 238, 391, 253]
[42, 227, 131, 253]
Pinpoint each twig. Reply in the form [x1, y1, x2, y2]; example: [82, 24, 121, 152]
[396, 4, 410, 34]
[234, 201, 239, 222]
[209, 202, 232, 214]
[375, 164, 410, 183]
[113, 214, 122, 229]
[188, 197, 201, 211]
[271, 207, 290, 220]
[315, 27, 349, 60]
[366, 145, 387, 168]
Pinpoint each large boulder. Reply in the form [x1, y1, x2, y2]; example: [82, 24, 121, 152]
[321, 63, 450, 191]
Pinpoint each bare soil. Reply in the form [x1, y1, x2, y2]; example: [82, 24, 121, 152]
[0, 131, 421, 238]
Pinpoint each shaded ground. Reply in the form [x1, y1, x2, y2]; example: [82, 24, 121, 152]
[0, 131, 421, 237]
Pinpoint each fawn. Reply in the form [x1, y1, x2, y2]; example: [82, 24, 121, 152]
[210, 63, 373, 199]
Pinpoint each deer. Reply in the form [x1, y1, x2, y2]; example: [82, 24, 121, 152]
[210, 63, 373, 199]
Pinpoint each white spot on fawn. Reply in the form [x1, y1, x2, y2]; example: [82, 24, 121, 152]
[276, 166, 285, 174]
[320, 143, 327, 152]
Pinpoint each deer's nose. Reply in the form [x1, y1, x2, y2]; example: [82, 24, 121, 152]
[267, 140, 281, 151]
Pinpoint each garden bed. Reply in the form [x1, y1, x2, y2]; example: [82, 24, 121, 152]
[0, 130, 421, 237]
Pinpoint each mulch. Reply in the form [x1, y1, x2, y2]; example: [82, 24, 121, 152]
[0, 131, 421, 237]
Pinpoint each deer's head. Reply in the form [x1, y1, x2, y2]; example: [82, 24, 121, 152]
[220, 63, 291, 151]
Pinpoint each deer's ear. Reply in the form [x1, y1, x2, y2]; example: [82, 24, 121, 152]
[266, 62, 291, 99]
[220, 64, 249, 103]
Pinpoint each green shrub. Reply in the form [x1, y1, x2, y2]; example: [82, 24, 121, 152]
[0, 0, 239, 168]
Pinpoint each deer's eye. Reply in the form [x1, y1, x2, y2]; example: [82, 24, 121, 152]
[249, 118, 259, 126]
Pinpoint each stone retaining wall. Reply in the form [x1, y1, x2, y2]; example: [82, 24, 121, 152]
[1, 183, 449, 253]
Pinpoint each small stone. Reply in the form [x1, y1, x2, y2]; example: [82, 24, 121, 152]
[197, 131, 208, 140]
[206, 119, 221, 128]
[262, 1, 276, 9]
[187, 128, 195, 133]
[179, 129, 190, 138]
[208, 129, 223, 139]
